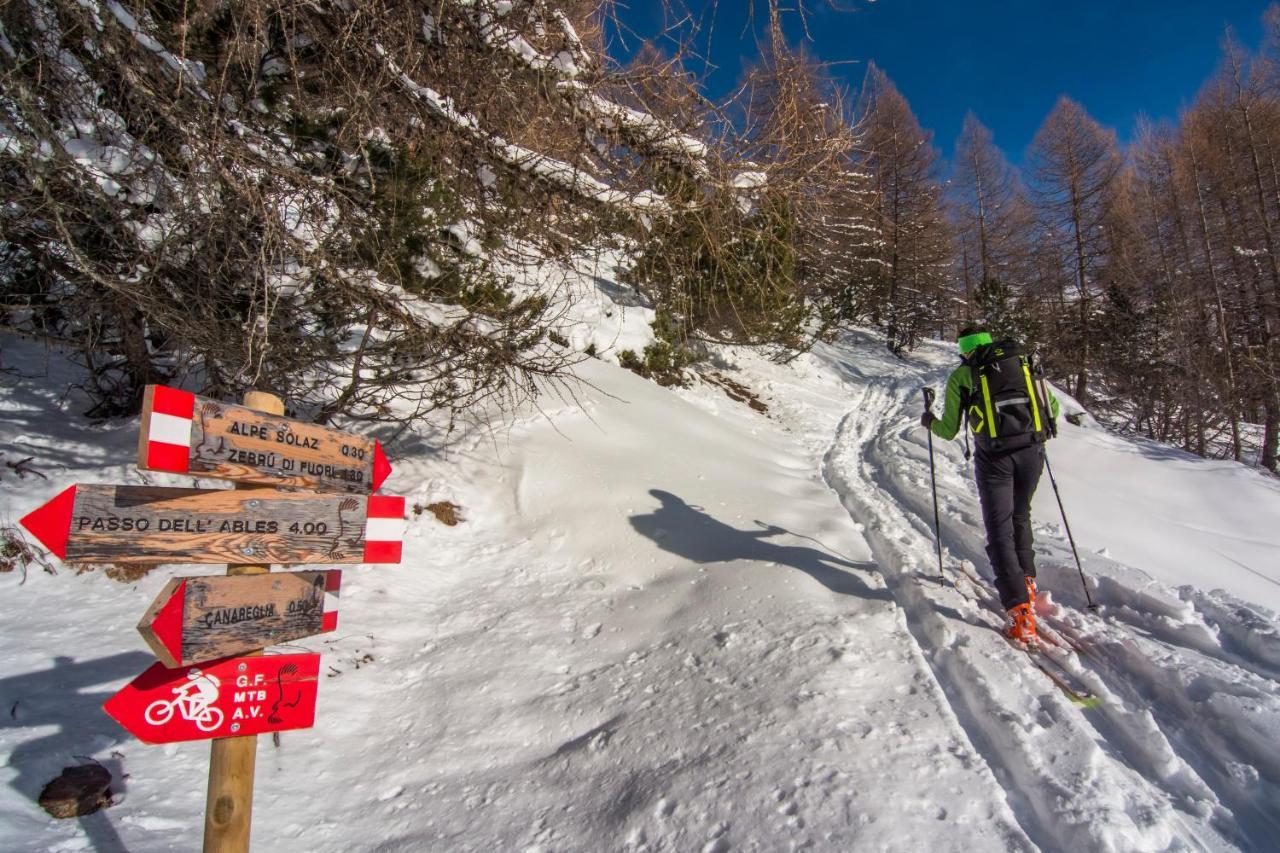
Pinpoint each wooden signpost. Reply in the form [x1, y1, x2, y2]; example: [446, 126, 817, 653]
[17, 387, 408, 853]
[19, 485, 405, 565]
[138, 572, 341, 668]
[138, 385, 392, 493]
[102, 653, 322, 744]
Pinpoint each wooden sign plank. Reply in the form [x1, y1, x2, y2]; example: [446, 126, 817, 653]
[139, 571, 341, 668]
[137, 385, 392, 493]
[103, 654, 320, 744]
[19, 485, 405, 565]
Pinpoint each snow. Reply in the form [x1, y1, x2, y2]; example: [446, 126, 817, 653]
[274, 190, 339, 251]
[0, 23, 16, 59]
[444, 221, 483, 257]
[1, 268, 1278, 851]
[1046, 411, 1280, 607]
[413, 255, 443, 281]
[551, 251, 657, 359]
[61, 138, 146, 198]
[126, 212, 181, 252]
[0, 124, 28, 158]
[105, 2, 207, 89]
[565, 87, 710, 167]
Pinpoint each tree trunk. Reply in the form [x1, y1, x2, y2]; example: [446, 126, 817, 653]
[1070, 192, 1091, 404]
[1187, 145, 1243, 460]
[1262, 397, 1279, 474]
[116, 298, 160, 416]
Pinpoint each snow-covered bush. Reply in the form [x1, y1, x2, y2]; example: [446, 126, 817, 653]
[0, 0, 711, 422]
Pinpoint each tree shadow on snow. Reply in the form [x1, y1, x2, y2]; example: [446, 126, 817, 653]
[0, 377, 132, 473]
[630, 489, 888, 601]
[592, 276, 648, 307]
[0, 652, 154, 853]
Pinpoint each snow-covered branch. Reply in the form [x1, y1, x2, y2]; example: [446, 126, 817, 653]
[374, 44, 672, 212]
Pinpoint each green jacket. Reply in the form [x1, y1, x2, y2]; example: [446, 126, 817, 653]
[929, 361, 1060, 442]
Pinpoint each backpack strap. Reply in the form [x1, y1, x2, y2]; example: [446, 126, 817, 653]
[1020, 356, 1044, 436]
[1028, 354, 1057, 438]
[977, 369, 998, 439]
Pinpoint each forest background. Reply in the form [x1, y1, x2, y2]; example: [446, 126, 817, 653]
[1, 0, 1276, 473]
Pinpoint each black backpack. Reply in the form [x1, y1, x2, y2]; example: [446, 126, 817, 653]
[964, 340, 1055, 452]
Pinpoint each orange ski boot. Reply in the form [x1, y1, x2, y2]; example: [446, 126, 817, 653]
[1025, 576, 1038, 612]
[1004, 602, 1037, 646]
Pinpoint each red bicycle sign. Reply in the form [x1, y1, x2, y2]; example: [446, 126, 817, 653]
[104, 653, 320, 744]
[144, 669, 226, 731]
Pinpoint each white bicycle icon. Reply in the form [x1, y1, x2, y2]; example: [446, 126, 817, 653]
[144, 670, 225, 732]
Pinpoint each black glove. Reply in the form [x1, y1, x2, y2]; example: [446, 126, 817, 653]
[920, 411, 936, 429]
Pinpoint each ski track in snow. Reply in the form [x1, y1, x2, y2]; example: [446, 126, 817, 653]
[809, 342, 1279, 852]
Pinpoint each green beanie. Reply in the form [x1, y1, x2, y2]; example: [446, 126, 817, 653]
[957, 329, 992, 354]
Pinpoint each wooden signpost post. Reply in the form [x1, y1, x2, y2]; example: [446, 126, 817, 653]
[17, 386, 407, 853]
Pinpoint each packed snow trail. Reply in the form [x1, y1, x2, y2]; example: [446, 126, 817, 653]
[808, 336, 1280, 851]
[823, 378, 1197, 851]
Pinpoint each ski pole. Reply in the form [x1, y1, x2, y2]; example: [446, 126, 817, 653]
[1042, 449, 1098, 611]
[922, 387, 945, 585]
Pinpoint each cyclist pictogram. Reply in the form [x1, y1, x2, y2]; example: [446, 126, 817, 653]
[143, 668, 225, 732]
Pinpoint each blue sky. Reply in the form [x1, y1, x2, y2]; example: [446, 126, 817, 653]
[609, 0, 1272, 163]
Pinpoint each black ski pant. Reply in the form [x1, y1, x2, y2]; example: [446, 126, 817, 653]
[974, 443, 1044, 611]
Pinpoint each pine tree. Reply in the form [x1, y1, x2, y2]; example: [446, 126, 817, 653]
[1026, 96, 1122, 405]
[857, 64, 952, 355]
[948, 114, 1035, 340]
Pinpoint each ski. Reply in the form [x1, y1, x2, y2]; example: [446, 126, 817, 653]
[942, 563, 1100, 701]
[1035, 621, 1098, 662]
[1004, 635, 1102, 707]
[948, 566, 1103, 707]
[1018, 642, 1102, 708]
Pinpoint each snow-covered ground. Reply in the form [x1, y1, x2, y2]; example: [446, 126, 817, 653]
[2, 268, 1279, 852]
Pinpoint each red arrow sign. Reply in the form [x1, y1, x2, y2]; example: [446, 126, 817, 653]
[18, 485, 405, 565]
[139, 572, 341, 668]
[138, 385, 393, 493]
[103, 654, 320, 744]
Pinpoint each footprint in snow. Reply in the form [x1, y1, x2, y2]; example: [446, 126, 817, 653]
[702, 824, 731, 853]
[654, 797, 676, 819]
